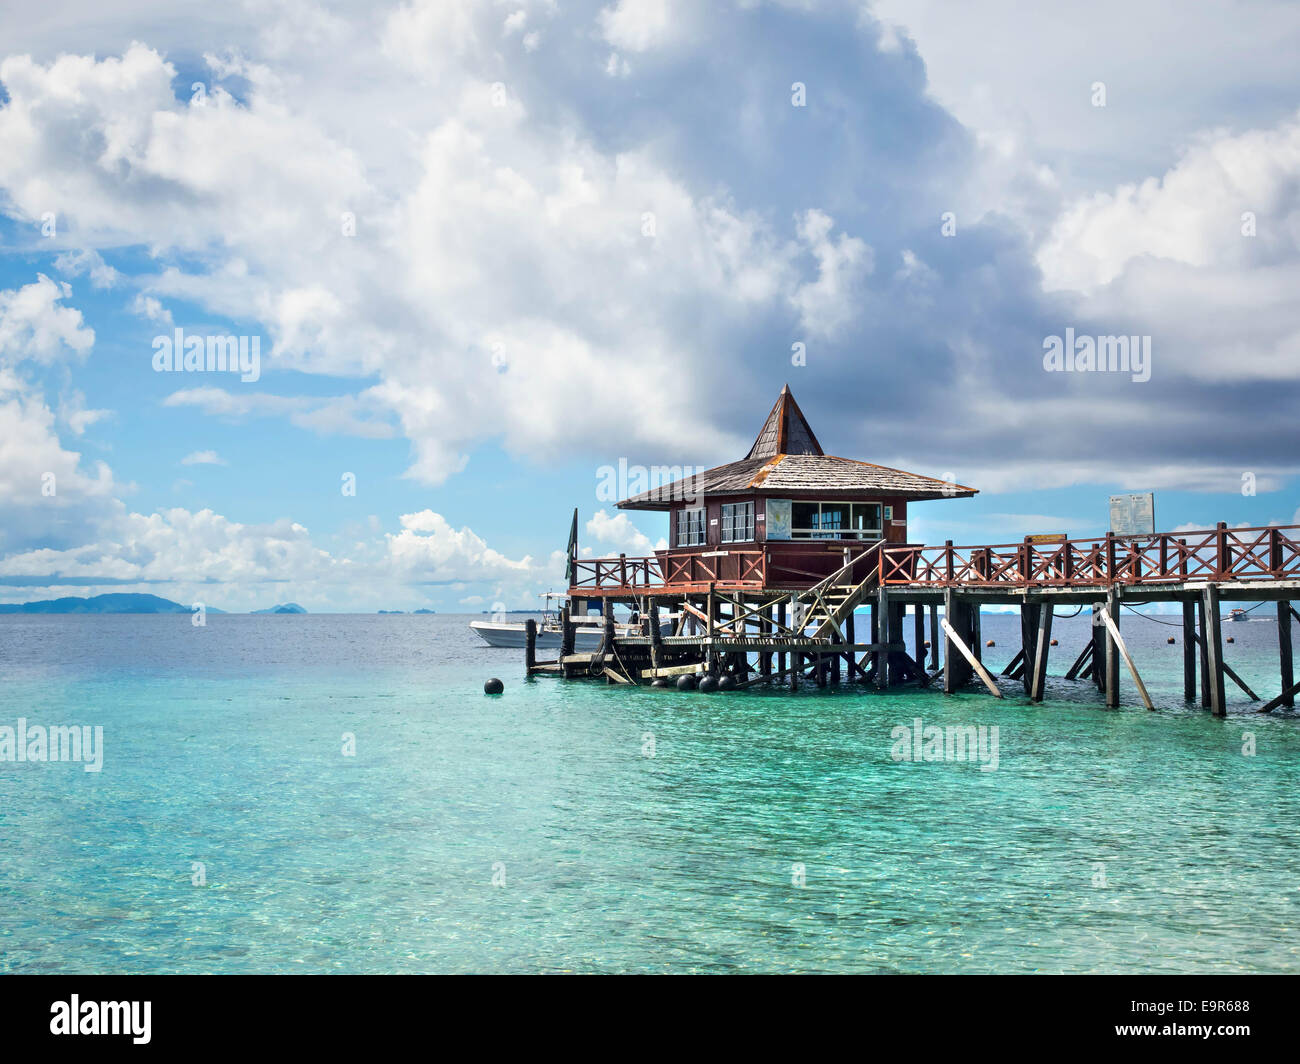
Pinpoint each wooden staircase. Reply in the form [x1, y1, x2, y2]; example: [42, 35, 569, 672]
[793, 543, 882, 641]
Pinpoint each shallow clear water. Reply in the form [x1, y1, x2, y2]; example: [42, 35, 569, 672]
[1, 611, 1297, 973]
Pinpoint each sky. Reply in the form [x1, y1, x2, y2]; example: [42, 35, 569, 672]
[0, 0, 1298, 613]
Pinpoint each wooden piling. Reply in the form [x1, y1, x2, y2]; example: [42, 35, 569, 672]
[1021, 603, 1041, 698]
[1091, 603, 1106, 692]
[929, 604, 940, 670]
[940, 615, 1003, 698]
[1279, 601, 1295, 709]
[943, 589, 973, 693]
[1202, 584, 1227, 717]
[1104, 587, 1120, 709]
[1197, 597, 1211, 707]
[1099, 605, 1154, 711]
[876, 586, 892, 689]
[777, 601, 787, 680]
[525, 618, 537, 673]
[648, 600, 662, 674]
[1182, 600, 1197, 702]
[1029, 602, 1053, 702]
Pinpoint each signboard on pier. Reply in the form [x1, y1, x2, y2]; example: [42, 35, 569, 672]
[1109, 493, 1155, 537]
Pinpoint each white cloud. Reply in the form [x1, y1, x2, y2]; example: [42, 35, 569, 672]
[585, 509, 665, 555]
[129, 293, 173, 326]
[386, 509, 540, 583]
[0, 275, 94, 366]
[598, 0, 679, 52]
[1037, 112, 1300, 383]
[1038, 114, 1300, 292]
[790, 209, 873, 338]
[53, 249, 121, 289]
[180, 450, 224, 466]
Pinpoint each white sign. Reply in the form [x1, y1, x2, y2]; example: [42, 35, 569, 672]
[766, 499, 791, 540]
[1109, 493, 1155, 536]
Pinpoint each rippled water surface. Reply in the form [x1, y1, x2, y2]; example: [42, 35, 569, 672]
[2, 611, 1298, 973]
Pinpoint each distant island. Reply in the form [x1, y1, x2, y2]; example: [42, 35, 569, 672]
[0, 594, 309, 614]
[0, 593, 201, 614]
[378, 609, 436, 614]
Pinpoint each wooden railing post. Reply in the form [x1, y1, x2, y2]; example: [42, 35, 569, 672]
[1105, 533, 1117, 585]
[1178, 538, 1188, 579]
[1270, 527, 1282, 576]
[944, 540, 954, 584]
[1216, 521, 1229, 578]
[619, 553, 627, 588]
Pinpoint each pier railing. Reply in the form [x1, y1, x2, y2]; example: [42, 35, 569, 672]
[880, 523, 1300, 588]
[569, 554, 664, 591]
[568, 524, 1300, 594]
[569, 548, 771, 591]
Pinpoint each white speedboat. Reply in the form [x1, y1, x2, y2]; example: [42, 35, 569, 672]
[469, 619, 606, 650]
[469, 594, 674, 649]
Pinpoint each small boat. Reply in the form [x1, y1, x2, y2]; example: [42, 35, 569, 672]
[1229, 608, 1248, 622]
[469, 594, 673, 649]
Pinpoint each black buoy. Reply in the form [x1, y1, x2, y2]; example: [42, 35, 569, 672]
[1050, 638, 1059, 646]
[718, 674, 736, 691]
[1167, 636, 1176, 644]
[676, 674, 697, 691]
[698, 675, 719, 693]
[651, 678, 668, 688]
[986, 640, 996, 647]
[1227, 636, 1235, 644]
[484, 678, 504, 695]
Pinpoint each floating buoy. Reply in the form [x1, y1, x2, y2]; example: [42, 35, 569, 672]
[676, 674, 697, 691]
[986, 640, 995, 647]
[699, 675, 719, 693]
[651, 678, 668, 688]
[484, 678, 504, 695]
[1167, 636, 1176, 644]
[718, 674, 736, 691]
[1050, 639, 1058, 646]
[923, 641, 931, 649]
[1226, 636, 1235, 644]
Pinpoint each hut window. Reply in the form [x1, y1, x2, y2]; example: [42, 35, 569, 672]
[676, 507, 706, 547]
[720, 502, 754, 543]
[790, 502, 882, 540]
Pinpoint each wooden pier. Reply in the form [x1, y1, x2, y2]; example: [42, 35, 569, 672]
[528, 387, 1300, 714]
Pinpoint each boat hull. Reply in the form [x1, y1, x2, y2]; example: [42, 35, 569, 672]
[469, 620, 667, 650]
[469, 621, 607, 650]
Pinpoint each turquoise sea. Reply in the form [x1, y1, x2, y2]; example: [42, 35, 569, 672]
[1, 610, 1298, 974]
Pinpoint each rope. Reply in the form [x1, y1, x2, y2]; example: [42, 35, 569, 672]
[1120, 601, 1267, 627]
[1120, 603, 1183, 627]
[610, 641, 639, 686]
[1052, 605, 1085, 618]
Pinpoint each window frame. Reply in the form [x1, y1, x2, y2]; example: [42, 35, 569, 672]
[720, 501, 755, 544]
[789, 500, 883, 540]
[675, 506, 706, 547]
